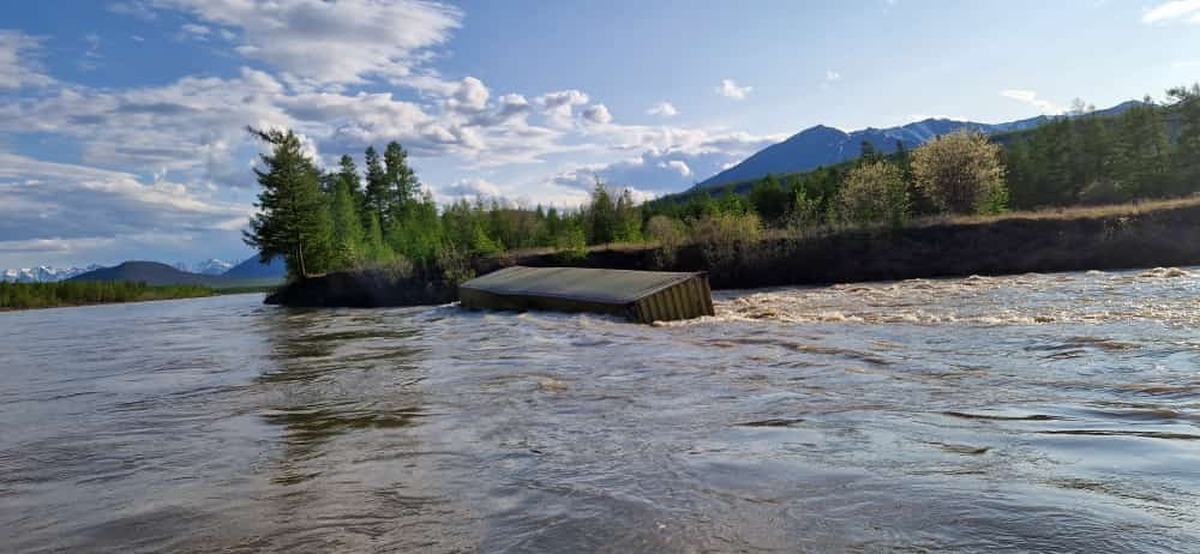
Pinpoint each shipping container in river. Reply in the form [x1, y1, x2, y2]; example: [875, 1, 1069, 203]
[458, 266, 714, 323]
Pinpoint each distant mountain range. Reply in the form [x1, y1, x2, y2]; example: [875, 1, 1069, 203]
[172, 259, 236, 275]
[3, 255, 287, 286]
[222, 256, 287, 280]
[1, 265, 103, 283]
[70, 261, 226, 286]
[696, 101, 1140, 189]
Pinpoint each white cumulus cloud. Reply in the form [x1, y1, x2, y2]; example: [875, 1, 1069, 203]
[716, 78, 752, 100]
[536, 89, 590, 127]
[142, 0, 464, 86]
[582, 104, 613, 125]
[445, 76, 489, 113]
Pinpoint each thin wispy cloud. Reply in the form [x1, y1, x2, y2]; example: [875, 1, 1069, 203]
[659, 160, 691, 177]
[1141, 0, 1200, 23]
[78, 33, 103, 71]
[0, 30, 54, 89]
[1000, 89, 1064, 114]
[821, 70, 842, 90]
[716, 78, 752, 100]
[180, 23, 212, 41]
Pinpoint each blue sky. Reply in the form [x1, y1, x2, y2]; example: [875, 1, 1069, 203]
[0, 0, 1197, 269]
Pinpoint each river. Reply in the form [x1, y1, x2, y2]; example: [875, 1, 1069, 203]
[2, 267, 1198, 552]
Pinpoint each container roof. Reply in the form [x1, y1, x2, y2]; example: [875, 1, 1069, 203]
[460, 266, 704, 304]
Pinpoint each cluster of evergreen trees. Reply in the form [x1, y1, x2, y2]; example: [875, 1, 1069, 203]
[245, 85, 1200, 279]
[0, 281, 213, 310]
[244, 128, 644, 279]
[1005, 86, 1200, 207]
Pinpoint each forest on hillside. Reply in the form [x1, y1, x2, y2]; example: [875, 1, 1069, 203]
[244, 84, 1200, 281]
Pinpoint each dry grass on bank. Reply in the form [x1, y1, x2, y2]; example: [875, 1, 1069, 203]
[916, 196, 1200, 227]
[495, 197, 1200, 263]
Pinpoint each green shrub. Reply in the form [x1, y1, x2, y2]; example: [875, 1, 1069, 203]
[912, 130, 1008, 215]
[689, 212, 762, 266]
[837, 160, 909, 227]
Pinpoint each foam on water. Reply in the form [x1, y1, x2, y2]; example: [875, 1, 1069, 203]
[699, 267, 1200, 327]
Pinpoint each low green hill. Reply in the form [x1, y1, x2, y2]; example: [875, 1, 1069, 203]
[69, 260, 282, 290]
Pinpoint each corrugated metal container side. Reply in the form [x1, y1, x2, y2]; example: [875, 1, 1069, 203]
[458, 266, 713, 323]
[630, 273, 714, 323]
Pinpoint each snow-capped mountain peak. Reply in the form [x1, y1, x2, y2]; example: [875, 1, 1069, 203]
[172, 259, 235, 275]
[193, 259, 234, 275]
[0, 264, 103, 283]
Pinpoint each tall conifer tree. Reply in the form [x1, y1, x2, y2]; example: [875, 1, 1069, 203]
[363, 146, 388, 225]
[243, 127, 334, 278]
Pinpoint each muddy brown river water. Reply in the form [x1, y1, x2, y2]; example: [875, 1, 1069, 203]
[2, 267, 1198, 552]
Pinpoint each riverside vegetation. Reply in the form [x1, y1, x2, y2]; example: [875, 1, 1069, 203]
[0, 281, 214, 310]
[245, 85, 1200, 306]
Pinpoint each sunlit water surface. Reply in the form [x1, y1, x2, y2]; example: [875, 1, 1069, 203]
[2, 267, 1199, 552]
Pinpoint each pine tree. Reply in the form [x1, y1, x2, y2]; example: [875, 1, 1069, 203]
[377, 141, 428, 258]
[544, 205, 563, 246]
[1115, 100, 1171, 198]
[749, 174, 789, 224]
[383, 141, 419, 223]
[244, 127, 334, 278]
[586, 180, 617, 245]
[364, 210, 392, 263]
[614, 188, 643, 242]
[363, 146, 388, 226]
[1029, 118, 1075, 205]
[1002, 138, 1037, 209]
[1167, 84, 1200, 192]
[441, 199, 475, 251]
[329, 161, 366, 269]
[335, 154, 367, 226]
[391, 190, 443, 262]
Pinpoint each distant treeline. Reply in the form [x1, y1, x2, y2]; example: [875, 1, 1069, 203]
[1003, 91, 1199, 207]
[244, 84, 1200, 281]
[650, 85, 1200, 223]
[0, 281, 213, 310]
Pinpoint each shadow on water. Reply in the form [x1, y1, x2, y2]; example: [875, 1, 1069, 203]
[254, 308, 428, 485]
